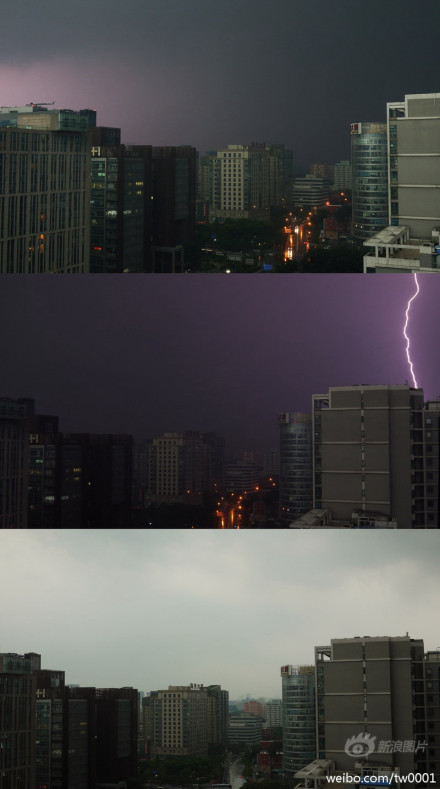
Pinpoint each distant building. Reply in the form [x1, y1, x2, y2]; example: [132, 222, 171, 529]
[332, 159, 352, 191]
[281, 665, 316, 775]
[140, 431, 224, 505]
[262, 699, 282, 728]
[199, 143, 293, 221]
[293, 174, 330, 209]
[229, 714, 263, 747]
[144, 685, 210, 758]
[309, 162, 331, 178]
[262, 449, 279, 477]
[244, 700, 264, 717]
[350, 121, 388, 240]
[0, 105, 91, 272]
[225, 459, 260, 494]
[278, 412, 313, 524]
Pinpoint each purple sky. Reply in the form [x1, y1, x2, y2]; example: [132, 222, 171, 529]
[1, 274, 438, 455]
[1, 0, 439, 164]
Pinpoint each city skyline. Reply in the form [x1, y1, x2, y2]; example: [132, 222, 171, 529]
[1, 529, 440, 698]
[1, 274, 439, 454]
[2, 0, 439, 165]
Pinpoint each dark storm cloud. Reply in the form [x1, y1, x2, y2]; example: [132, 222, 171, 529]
[2, 0, 439, 162]
[1, 274, 438, 453]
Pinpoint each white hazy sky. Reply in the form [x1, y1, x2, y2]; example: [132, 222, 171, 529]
[1, 530, 439, 699]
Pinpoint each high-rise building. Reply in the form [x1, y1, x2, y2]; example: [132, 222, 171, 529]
[315, 636, 426, 775]
[144, 685, 209, 758]
[34, 668, 68, 789]
[279, 412, 313, 524]
[262, 700, 282, 728]
[281, 665, 316, 775]
[363, 93, 440, 273]
[423, 400, 440, 528]
[0, 397, 34, 528]
[387, 93, 440, 238]
[90, 142, 153, 272]
[206, 685, 229, 747]
[95, 687, 138, 786]
[332, 160, 352, 191]
[350, 122, 388, 240]
[312, 385, 438, 527]
[151, 146, 197, 272]
[0, 105, 91, 272]
[0, 652, 37, 789]
[142, 431, 224, 505]
[27, 416, 133, 527]
[199, 143, 293, 221]
[424, 650, 440, 783]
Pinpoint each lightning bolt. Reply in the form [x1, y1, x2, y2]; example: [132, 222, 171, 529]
[403, 273, 420, 388]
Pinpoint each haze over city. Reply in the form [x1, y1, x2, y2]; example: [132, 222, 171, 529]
[2, 0, 439, 164]
[1, 274, 439, 454]
[2, 529, 440, 697]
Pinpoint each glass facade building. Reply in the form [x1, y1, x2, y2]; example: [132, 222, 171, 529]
[278, 412, 312, 523]
[351, 122, 388, 240]
[281, 664, 316, 775]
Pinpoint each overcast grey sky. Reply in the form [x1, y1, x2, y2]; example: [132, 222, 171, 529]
[1, 530, 439, 699]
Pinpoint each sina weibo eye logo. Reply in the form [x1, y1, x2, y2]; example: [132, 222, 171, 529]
[344, 732, 376, 757]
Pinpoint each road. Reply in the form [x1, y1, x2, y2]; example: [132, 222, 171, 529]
[229, 758, 246, 789]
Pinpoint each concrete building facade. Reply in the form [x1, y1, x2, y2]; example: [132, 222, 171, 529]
[312, 385, 431, 527]
[363, 93, 440, 272]
[228, 715, 263, 747]
[144, 685, 209, 758]
[387, 93, 440, 239]
[199, 143, 292, 221]
[315, 636, 426, 775]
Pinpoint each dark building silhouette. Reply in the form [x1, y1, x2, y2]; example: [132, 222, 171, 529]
[27, 415, 133, 527]
[151, 146, 197, 271]
[95, 688, 138, 786]
[0, 652, 37, 789]
[90, 142, 153, 272]
[0, 397, 34, 528]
